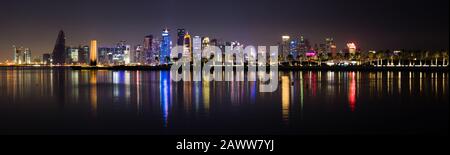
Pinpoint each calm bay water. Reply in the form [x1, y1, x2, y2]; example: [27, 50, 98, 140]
[0, 68, 448, 135]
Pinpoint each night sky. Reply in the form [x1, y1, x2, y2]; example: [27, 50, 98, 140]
[0, 0, 448, 61]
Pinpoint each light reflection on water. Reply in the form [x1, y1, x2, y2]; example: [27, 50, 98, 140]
[0, 69, 448, 135]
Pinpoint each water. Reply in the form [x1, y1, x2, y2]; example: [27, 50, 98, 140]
[0, 68, 448, 135]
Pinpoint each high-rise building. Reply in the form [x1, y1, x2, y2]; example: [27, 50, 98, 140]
[98, 47, 112, 65]
[24, 48, 31, 64]
[183, 32, 192, 62]
[347, 42, 357, 54]
[78, 46, 89, 65]
[152, 39, 161, 64]
[201, 37, 210, 59]
[52, 30, 66, 65]
[13, 46, 22, 64]
[160, 28, 171, 65]
[124, 45, 131, 64]
[299, 36, 310, 55]
[289, 38, 299, 59]
[110, 40, 130, 65]
[42, 53, 51, 65]
[281, 35, 290, 61]
[13, 46, 31, 64]
[193, 36, 202, 63]
[177, 29, 186, 46]
[90, 40, 98, 66]
[143, 35, 154, 64]
[68, 47, 79, 63]
[134, 45, 143, 64]
[326, 38, 337, 57]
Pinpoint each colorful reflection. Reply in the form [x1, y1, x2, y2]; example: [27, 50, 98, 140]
[160, 71, 171, 127]
[89, 71, 98, 114]
[281, 76, 290, 123]
[348, 72, 356, 112]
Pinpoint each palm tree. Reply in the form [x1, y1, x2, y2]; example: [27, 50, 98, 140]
[368, 52, 375, 66]
[418, 51, 426, 66]
[376, 52, 384, 67]
[433, 51, 440, 66]
[443, 51, 449, 66]
[410, 51, 416, 66]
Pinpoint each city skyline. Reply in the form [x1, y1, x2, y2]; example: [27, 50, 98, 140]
[0, 0, 449, 61]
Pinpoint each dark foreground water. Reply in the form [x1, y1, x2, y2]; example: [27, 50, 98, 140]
[0, 68, 448, 135]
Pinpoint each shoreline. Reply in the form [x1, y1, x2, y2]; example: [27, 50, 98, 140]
[1, 65, 448, 72]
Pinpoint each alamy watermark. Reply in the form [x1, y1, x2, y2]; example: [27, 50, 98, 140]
[170, 45, 279, 93]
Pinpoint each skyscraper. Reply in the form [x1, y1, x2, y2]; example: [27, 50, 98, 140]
[347, 42, 357, 54]
[13, 46, 31, 65]
[124, 45, 131, 64]
[160, 28, 171, 65]
[183, 32, 192, 62]
[326, 38, 337, 57]
[24, 48, 31, 64]
[177, 29, 186, 46]
[143, 35, 154, 64]
[289, 38, 299, 59]
[67, 47, 79, 64]
[193, 36, 202, 64]
[201, 37, 210, 59]
[78, 45, 89, 65]
[13, 46, 21, 64]
[90, 40, 98, 66]
[52, 30, 66, 65]
[134, 45, 143, 64]
[281, 35, 290, 62]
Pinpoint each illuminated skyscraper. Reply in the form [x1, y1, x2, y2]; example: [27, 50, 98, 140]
[160, 28, 171, 65]
[68, 47, 79, 63]
[52, 30, 66, 65]
[24, 48, 31, 64]
[347, 42, 357, 54]
[193, 36, 202, 63]
[183, 32, 192, 62]
[326, 38, 337, 57]
[143, 35, 154, 64]
[134, 45, 143, 64]
[281, 35, 290, 61]
[13, 46, 31, 64]
[124, 45, 131, 64]
[299, 36, 310, 55]
[90, 40, 98, 66]
[201, 37, 210, 59]
[177, 29, 186, 46]
[289, 38, 299, 59]
[13, 46, 22, 64]
[78, 46, 89, 65]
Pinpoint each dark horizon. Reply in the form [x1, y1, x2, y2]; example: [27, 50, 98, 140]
[0, 0, 448, 61]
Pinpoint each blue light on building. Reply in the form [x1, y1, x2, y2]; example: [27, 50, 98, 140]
[160, 28, 171, 65]
[289, 39, 299, 59]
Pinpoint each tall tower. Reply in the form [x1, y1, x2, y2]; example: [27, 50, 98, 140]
[183, 32, 192, 62]
[281, 35, 290, 62]
[177, 29, 186, 46]
[193, 36, 202, 63]
[347, 42, 357, 55]
[201, 37, 210, 59]
[52, 30, 66, 65]
[143, 35, 154, 64]
[90, 40, 98, 66]
[160, 28, 171, 65]
[24, 48, 31, 64]
[326, 38, 337, 57]
[13, 46, 20, 64]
